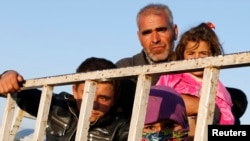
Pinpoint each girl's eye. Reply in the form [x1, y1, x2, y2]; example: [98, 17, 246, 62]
[185, 51, 194, 55]
[163, 124, 174, 129]
[144, 125, 156, 131]
[200, 52, 210, 56]
[147, 126, 155, 130]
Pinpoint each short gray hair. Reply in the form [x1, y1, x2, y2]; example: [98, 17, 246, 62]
[136, 3, 174, 27]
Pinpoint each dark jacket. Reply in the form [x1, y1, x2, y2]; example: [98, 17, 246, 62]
[116, 50, 163, 85]
[115, 50, 168, 117]
[226, 87, 248, 124]
[13, 89, 129, 141]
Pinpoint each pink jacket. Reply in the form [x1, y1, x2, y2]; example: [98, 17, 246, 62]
[156, 73, 234, 124]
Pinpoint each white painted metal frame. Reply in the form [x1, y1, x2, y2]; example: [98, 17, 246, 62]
[194, 67, 219, 141]
[75, 80, 96, 140]
[0, 51, 249, 141]
[128, 74, 152, 141]
[32, 85, 53, 141]
[0, 94, 16, 141]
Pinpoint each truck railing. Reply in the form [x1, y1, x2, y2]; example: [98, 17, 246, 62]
[0, 51, 250, 141]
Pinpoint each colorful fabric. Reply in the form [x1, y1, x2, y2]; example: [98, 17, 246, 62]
[142, 128, 189, 141]
[156, 73, 234, 124]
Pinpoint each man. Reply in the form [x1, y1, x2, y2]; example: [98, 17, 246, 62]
[0, 57, 129, 141]
[116, 3, 200, 117]
[116, 3, 177, 85]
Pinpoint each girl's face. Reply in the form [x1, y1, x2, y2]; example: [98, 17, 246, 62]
[183, 40, 212, 78]
[143, 120, 182, 133]
[142, 120, 187, 141]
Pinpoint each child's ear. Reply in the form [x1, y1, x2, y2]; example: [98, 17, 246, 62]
[72, 84, 78, 99]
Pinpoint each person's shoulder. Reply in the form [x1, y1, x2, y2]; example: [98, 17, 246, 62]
[226, 87, 248, 118]
[116, 57, 133, 67]
[116, 50, 147, 67]
[56, 91, 74, 99]
[114, 114, 130, 141]
[52, 91, 76, 108]
[117, 114, 130, 123]
[53, 91, 75, 102]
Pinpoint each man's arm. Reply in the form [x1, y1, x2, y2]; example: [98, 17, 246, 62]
[181, 94, 221, 124]
[0, 70, 24, 95]
[0, 70, 43, 116]
[181, 94, 199, 116]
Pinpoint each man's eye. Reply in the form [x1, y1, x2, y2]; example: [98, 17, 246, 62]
[99, 96, 109, 101]
[156, 27, 167, 32]
[142, 30, 152, 35]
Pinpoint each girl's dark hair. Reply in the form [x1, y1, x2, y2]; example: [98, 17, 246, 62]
[174, 22, 224, 60]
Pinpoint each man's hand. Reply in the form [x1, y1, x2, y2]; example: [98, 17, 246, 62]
[0, 70, 24, 95]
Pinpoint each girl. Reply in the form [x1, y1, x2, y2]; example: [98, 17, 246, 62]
[142, 85, 189, 141]
[156, 22, 234, 139]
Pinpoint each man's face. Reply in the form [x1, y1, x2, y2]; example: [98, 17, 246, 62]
[137, 12, 178, 62]
[72, 82, 115, 123]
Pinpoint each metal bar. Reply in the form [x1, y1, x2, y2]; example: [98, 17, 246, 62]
[21, 52, 250, 88]
[194, 67, 219, 141]
[0, 51, 249, 140]
[75, 80, 97, 141]
[9, 107, 26, 141]
[128, 74, 152, 141]
[32, 85, 53, 141]
[0, 94, 16, 141]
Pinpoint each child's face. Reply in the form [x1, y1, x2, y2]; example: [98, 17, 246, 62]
[142, 120, 186, 141]
[143, 120, 182, 133]
[72, 82, 115, 123]
[184, 40, 212, 78]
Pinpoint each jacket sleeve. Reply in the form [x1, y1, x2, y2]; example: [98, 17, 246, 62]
[13, 89, 42, 116]
[116, 119, 130, 141]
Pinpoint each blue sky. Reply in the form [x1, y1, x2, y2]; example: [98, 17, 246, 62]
[0, 0, 249, 129]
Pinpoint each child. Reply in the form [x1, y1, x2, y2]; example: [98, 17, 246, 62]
[156, 22, 234, 139]
[142, 85, 189, 141]
[0, 57, 130, 141]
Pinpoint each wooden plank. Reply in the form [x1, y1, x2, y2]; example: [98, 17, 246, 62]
[9, 107, 26, 141]
[32, 85, 53, 141]
[194, 67, 219, 141]
[0, 94, 16, 141]
[128, 74, 152, 141]
[21, 52, 250, 88]
[1, 51, 250, 141]
[75, 80, 96, 141]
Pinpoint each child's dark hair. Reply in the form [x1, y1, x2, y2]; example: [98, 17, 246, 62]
[226, 87, 248, 124]
[76, 57, 117, 73]
[76, 57, 120, 102]
[175, 22, 224, 60]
